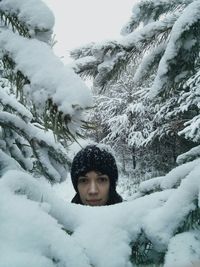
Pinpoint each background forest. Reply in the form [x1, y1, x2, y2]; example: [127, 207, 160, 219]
[70, 0, 200, 194]
[0, 0, 200, 266]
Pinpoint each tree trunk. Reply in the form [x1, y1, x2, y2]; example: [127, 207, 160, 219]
[132, 146, 136, 169]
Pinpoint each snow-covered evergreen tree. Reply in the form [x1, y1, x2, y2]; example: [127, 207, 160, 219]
[68, 0, 200, 265]
[1, 0, 200, 267]
[0, 0, 92, 181]
[70, 0, 199, 178]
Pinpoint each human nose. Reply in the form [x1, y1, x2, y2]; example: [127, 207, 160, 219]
[88, 181, 98, 194]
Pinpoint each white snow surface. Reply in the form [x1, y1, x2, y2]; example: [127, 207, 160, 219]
[1, 158, 200, 266]
[164, 230, 200, 267]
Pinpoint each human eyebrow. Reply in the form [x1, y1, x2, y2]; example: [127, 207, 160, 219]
[97, 174, 109, 182]
[97, 172, 107, 177]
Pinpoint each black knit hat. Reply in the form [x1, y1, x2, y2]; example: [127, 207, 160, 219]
[70, 145, 118, 192]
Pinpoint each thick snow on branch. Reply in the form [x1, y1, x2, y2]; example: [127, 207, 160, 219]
[70, 56, 99, 74]
[149, 0, 200, 97]
[179, 114, 200, 142]
[0, 112, 70, 181]
[0, 86, 32, 122]
[165, 230, 200, 267]
[0, 111, 70, 157]
[1, 163, 200, 266]
[139, 158, 200, 193]
[0, 149, 22, 175]
[0, 172, 90, 267]
[0, 170, 170, 267]
[119, 13, 177, 49]
[177, 145, 200, 165]
[143, 163, 200, 249]
[71, 12, 177, 88]
[133, 42, 166, 83]
[120, 0, 192, 36]
[0, 30, 92, 117]
[0, 0, 54, 31]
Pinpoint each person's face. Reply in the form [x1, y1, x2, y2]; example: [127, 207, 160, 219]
[77, 171, 110, 206]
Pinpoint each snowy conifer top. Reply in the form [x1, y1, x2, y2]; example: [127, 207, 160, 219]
[0, 0, 55, 30]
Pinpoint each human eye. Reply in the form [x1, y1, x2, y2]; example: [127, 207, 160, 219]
[98, 175, 109, 183]
[78, 177, 88, 184]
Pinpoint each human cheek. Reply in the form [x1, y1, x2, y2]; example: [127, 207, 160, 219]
[100, 184, 109, 196]
[78, 185, 88, 198]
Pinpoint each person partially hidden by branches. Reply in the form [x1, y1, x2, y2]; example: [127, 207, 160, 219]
[70, 145, 123, 206]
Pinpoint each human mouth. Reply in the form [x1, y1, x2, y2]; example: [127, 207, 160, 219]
[87, 199, 101, 205]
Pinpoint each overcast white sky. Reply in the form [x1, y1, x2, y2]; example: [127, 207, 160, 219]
[43, 0, 135, 62]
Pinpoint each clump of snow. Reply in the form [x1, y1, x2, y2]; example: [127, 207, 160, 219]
[164, 231, 200, 267]
[0, 171, 90, 267]
[53, 173, 75, 202]
[177, 145, 200, 165]
[2, 160, 200, 267]
[139, 158, 200, 193]
[0, 30, 93, 118]
[119, 12, 178, 49]
[0, 149, 22, 176]
[0, 169, 168, 267]
[0, 0, 55, 31]
[70, 56, 98, 73]
[143, 163, 200, 250]
[139, 175, 165, 193]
